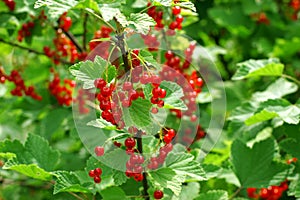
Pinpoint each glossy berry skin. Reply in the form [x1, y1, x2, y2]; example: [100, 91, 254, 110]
[172, 6, 181, 15]
[94, 176, 101, 183]
[154, 190, 164, 199]
[125, 138, 136, 149]
[94, 146, 104, 156]
[94, 168, 102, 176]
[88, 170, 95, 177]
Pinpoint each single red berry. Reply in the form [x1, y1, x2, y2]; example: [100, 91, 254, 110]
[165, 50, 174, 59]
[176, 15, 184, 23]
[88, 170, 95, 177]
[172, 6, 181, 15]
[123, 82, 133, 91]
[94, 176, 101, 183]
[94, 146, 105, 156]
[151, 107, 158, 114]
[101, 86, 112, 97]
[163, 134, 172, 144]
[94, 168, 102, 176]
[154, 190, 164, 199]
[157, 100, 164, 108]
[125, 138, 136, 149]
[169, 21, 178, 30]
[94, 78, 106, 89]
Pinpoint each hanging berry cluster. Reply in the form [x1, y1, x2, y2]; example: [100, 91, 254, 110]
[0, 68, 42, 100]
[247, 181, 289, 200]
[161, 44, 203, 120]
[43, 13, 87, 64]
[75, 88, 94, 114]
[2, 0, 15, 11]
[88, 167, 102, 183]
[250, 12, 270, 25]
[48, 69, 75, 106]
[89, 26, 112, 59]
[125, 139, 145, 182]
[290, 0, 300, 20]
[141, 33, 160, 51]
[17, 22, 34, 42]
[147, 3, 183, 33]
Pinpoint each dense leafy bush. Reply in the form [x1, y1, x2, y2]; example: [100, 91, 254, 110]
[0, 0, 300, 200]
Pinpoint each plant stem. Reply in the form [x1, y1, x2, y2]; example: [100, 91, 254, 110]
[282, 74, 300, 86]
[229, 187, 242, 200]
[68, 192, 85, 200]
[61, 28, 84, 52]
[136, 131, 150, 200]
[82, 13, 89, 51]
[0, 38, 72, 64]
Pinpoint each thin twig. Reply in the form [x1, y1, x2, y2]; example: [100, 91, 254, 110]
[68, 192, 85, 200]
[282, 74, 300, 86]
[229, 187, 242, 200]
[0, 38, 72, 65]
[83, 13, 89, 51]
[61, 28, 84, 52]
[85, 8, 116, 33]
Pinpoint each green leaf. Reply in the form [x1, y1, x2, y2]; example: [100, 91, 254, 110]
[103, 65, 117, 83]
[3, 160, 52, 181]
[148, 168, 185, 196]
[123, 97, 152, 129]
[75, 0, 99, 12]
[153, 0, 172, 6]
[159, 81, 187, 110]
[99, 148, 128, 171]
[174, 2, 196, 12]
[87, 119, 116, 130]
[195, 190, 228, 200]
[279, 138, 300, 160]
[175, 182, 200, 200]
[34, 0, 78, 20]
[99, 6, 128, 26]
[231, 138, 290, 188]
[100, 186, 129, 200]
[165, 152, 206, 181]
[251, 78, 298, 102]
[139, 50, 160, 69]
[70, 56, 113, 89]
[245, 102, 300, 125]
[112, 169, 128, 186]
[53, 171, 91, 194]
[232, 58, 284, 80]
[128, 13, 155, 34]
[24, 134, 60, 171]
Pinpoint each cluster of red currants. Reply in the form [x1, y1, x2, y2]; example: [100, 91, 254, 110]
[17, 21, 34, 42]
[148, 142, 173, 170]
[89, 26, 112, 59]
[247, 181, 289, 200]
[0, 68, 42, 100]
[48, 69, 75, 106]
[75, 89, 94, 114]
[125, 138, 145, 182]
[58, 12, 72, 32]
[147, 2, 183, 34]
[2, 0, 15, 11]
[290, 0, 300, 20]
[286, 157, 298, 164]
[88, 167, 102, 183]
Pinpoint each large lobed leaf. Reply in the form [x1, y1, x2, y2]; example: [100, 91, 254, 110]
[0, 134, 60, 180]
[232, 58, 284, 80]
[231, 138, 291, 188]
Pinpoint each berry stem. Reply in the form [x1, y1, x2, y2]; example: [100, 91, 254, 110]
[82, 13, 88, 51]
[0, 38, 72, 64]
[282, 74, 300, 86]
[229, 187, 242, 200]
[135, 131, 150, 200]
[58, 27, 84, 52]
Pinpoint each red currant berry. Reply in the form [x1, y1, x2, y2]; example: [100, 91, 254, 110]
[101, 86, 112, 97]
[165, 50, 174, 59]
[176, 15, 184, 23]
[154, 190, 164, 199]
[89, 170, 95, 177]
[125, 138, 136, 149]
[172, 6, 181, 15]
[94, 176, 101, 183]
[123, 82, 133, 91]
[94, 78, 106, 89]
[94, 168, 102, 176]
[94, 146, 105, 156]
[151, 107, 158, 114]
[157, 100, 164, 108]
